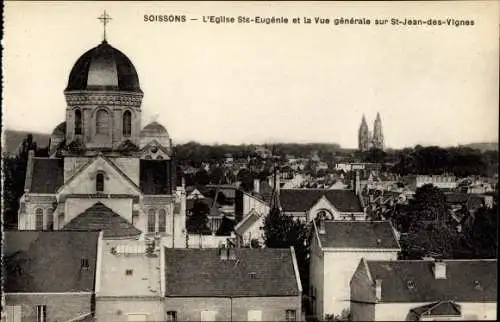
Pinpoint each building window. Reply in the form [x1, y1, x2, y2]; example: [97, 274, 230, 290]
[285, 310, 296, 322]
[35, 208, 44, 230]
[166, 311, 177, 322]
[158, 209, 167, 232]
[81, 258, 89, 270]
[75, 109, 82, 135]
[125, 269, 133, 276]
[147, 209, 156, 233]
[200, 311, 216, 321]
[58, 213, 65, 229]
[46, 209, 53, 230]
[96, 109, 109, 135]
[96, 173, 105, 192]
[123, 110, 132, 137]
[6, 305, 21, 322]
[36, 305, 47, 322]
[248, 310, 262, 321]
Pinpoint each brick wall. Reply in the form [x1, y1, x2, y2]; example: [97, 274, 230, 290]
[164, 296, 301, 321]
[6, 293, 92, 322]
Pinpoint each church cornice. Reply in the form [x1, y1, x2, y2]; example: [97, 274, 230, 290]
[64, 90, 143, 107]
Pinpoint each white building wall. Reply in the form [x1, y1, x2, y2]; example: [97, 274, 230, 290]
[323, 250, 398, 316]
[110, 157, 140, 185]
[374, 302, 497, 321]
[243, 194, 270, 217]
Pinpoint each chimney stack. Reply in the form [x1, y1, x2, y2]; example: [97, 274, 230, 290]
[253, 178, 260, 194]
[375, 279, 382, 301]
[181, 177, 186, 189]
[433, 260, 447, 279]
[355, 170, 361, 196]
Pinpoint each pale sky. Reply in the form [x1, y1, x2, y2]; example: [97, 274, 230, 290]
[2, 1, 499, 148]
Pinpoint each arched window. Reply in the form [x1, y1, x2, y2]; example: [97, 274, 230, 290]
[147, 209, 156, 233]
[75, 109, 83, 135]
[96, 109, 109, 135]
[123, 110, 132, 137]
[47, 209, 54, 230]
[35, 208, 44, 230]
[158, 209, 167, 232]
[96, 173, 104, 192]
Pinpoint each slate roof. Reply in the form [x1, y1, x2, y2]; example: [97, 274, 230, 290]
[164, 248, 300, 297]
[366, 260, 497, 302]
[63, 202, 141, 238]
[409, 300, 461, 320]
[4, 231, 100, 293]
[140, 159, 173, 195]
[279, 189, 363, 213]
[30, 158, 64, 193]
[317, 221, 400, 249]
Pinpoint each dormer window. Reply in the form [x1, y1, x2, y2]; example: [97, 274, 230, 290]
[407, 280, 415, 289]
[81, 258, 89, 270]
[96, 172, 104, 192]
[123, 110, 132, 137]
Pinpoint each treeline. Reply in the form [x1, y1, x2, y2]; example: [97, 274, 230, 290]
[391, 145, 498, 177]
[174, 141, 343, 167]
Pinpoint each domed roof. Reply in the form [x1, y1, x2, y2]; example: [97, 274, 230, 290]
[52, 122, 66, 136]
[141, 121, 169, 137]
[65, 41, 142, 93]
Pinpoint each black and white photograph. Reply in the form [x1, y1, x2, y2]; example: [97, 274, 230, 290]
[1, 1, 498, 321]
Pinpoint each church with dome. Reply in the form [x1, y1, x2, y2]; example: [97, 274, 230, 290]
[17, 38, 187, 246]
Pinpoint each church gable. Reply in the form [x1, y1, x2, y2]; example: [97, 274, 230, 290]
[58, 155, 141, 196]
[308, 195, 341, 220]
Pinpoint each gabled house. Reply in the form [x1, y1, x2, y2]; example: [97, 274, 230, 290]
[163, 247, 302, 321]
[4, 230, 103, 322]
[278, 189, 366, 221]
[350, 259, 497, 321]
[95, 239, 164, 321]
[234, 209, 265, 247]
[309, 220, 400, 318]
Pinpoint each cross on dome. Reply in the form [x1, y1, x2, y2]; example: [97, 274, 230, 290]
[97, 10, 112, 42]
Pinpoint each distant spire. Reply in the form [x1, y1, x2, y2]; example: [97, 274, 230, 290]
[97, 10, 112, 42]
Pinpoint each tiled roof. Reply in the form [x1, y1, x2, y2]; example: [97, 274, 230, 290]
[317, 221, 400, 249]
[279, 189, 363, 213]
[140, 159, 173, 195]
[366, 260, 497, 302]
[30, 158, 64, 193]
[63, 202, 141, 238]
[409, 301, 461, 319]
[4, 231, 100, 293]
[164, 248, 300, 297]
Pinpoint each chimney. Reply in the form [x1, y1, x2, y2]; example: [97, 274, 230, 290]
[433, 260, 446, 279]
[181, 177, 186, 189]
[355, 170, 361, 196]
[254, 178, 260, 194]
[375, 279, 382, 301]
[318, 218, 326, 234]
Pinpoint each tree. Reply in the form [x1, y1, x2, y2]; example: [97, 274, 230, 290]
[186, 201, 211, 235]
[194, 169, 210, 186]
[263, 206, 310, 310]
[216, 216, 235, 236]
[3, 134, 41, 230]
[455, 205, 497, 259]
[237, 168, 254, 192]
